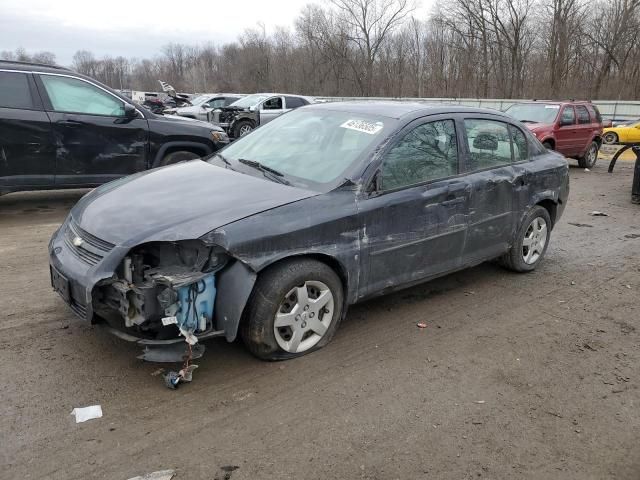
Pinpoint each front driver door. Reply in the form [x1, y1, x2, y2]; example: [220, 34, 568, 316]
[359, 117, 470, 296]
[259, 96, 285, 125]
[36, 73, 148, 186]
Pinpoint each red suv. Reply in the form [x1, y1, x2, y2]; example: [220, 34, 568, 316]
[505, 101, 603, 168]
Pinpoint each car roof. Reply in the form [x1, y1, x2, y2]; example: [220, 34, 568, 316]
[250, 92, 315, 101]
[305, 101, 511, 120]
[0, 60, 69, 74]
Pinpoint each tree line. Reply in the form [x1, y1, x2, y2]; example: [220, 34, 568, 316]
[3, 0, 640, 100]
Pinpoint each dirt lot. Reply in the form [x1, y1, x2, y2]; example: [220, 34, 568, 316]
[1, 159, 639, 480]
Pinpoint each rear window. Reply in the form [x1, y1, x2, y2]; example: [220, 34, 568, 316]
[0, 71, 35, 109]
[588, 105, 603, 124]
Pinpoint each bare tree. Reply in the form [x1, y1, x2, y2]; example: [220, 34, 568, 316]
[329, 0, 415, 95]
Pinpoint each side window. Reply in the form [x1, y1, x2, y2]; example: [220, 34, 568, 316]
[576, 105, 590, 124]
[381, 119, 458, 191]
[285, 96, 306, 108]
[40, 75, 125, 116]
[263, 97, 283, 110]
[224, 97, 240, 106]
[560, 106, 575, 125]
[207, 98, 226, 109]
[590, 105, 603, 123]
[509, 125, 528, 161]
[464, 119, 512, 171]
[0, 71, 34, 109]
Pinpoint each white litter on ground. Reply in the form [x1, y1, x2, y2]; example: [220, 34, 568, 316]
[126, 470, 175, 480]
[71, 405, 103, 423]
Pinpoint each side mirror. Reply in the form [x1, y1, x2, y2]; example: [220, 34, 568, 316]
[124, 103, 138, 118]
[249, 105, 256, 112]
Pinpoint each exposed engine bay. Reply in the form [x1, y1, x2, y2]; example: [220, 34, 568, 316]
[93, 240, 228, 347]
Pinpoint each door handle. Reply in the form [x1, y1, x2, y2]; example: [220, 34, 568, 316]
[442, 197, 465, 206]
[57, 119, 84, 127]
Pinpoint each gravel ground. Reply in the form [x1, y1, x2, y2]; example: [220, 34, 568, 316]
[0, 159, 639, 480]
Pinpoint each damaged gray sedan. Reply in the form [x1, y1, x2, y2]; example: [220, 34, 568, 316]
[49, 102, 569, 363]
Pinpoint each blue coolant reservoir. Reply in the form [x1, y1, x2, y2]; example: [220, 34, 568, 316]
[176, 273, 216, 333]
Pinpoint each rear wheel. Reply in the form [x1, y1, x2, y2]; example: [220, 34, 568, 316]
[501, 205, 552, 273]
[241, 259, 344, 361]
[158, 150, 200, 166]
[603, 132, 618, 144]
[578, 141, 599, 168]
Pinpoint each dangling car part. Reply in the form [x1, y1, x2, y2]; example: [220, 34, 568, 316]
[49, 101, 569, 366]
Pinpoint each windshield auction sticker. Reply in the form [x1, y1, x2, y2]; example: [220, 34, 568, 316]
[340, 119, 384, 134]
[544, 105, 560, 109]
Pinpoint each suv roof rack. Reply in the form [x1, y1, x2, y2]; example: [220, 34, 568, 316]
[0, 59, 67, 70]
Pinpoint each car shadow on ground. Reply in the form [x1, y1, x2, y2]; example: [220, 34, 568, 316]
[0, 189, 89, 221]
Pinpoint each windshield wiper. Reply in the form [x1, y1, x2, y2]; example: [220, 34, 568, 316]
[238, 158, 290, 185]
[520, 119, 539, 123]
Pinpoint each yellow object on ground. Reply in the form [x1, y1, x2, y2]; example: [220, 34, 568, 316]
[599, 144, 637, 162]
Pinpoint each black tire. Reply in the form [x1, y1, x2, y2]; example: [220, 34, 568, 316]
[158, 150, 200, 167]
[501, 205, 552, 273]
[241, 259, 344, 361]
[577, 141, 599, 168]
[233, 120, 254, 138]
[603, 132, 618, 145]
[542, 141, 554, 150]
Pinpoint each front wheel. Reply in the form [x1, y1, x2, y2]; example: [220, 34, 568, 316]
[603, 132, 618, 144]
[501, 206, 552, 273]
[234, 120, 254, 138]
[578, 141, 599, 168]
[241, 259, 344, 360]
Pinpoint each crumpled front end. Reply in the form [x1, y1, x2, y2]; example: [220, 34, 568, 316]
[49, 217, 256, 363]
[91, 240, 227, 346]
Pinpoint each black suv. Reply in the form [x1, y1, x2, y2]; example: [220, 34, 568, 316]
[0, 61, 229, 194]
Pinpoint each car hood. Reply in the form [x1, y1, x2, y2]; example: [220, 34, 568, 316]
[71, 161, 318, 247]
[159, 113, 219, 129]
[174, 105, 202, 115]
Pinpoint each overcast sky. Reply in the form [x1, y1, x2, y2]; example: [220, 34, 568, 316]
[0, 0, 431, 66]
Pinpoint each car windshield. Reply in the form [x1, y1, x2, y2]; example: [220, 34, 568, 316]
[229, 94, 269, 108]
[505, 104, 560, 124]
[211, 108, 395, 191]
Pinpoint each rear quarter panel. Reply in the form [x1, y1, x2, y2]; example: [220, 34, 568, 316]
[514, 150, 569, 232]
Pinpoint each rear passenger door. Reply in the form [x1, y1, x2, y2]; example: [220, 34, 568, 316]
[460, 117, 518, 262]
[0, 70, 55, 188]
[574, 105, 593, 155]
[360, 117, 470, 295]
